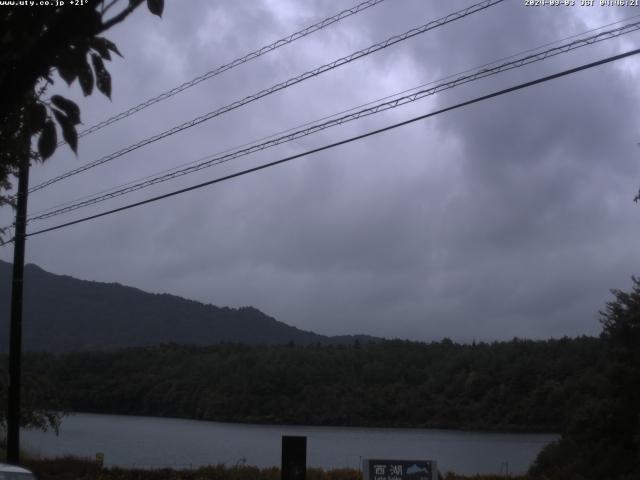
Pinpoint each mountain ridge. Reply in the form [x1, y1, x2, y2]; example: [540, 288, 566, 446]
[0, 260, 378, 352]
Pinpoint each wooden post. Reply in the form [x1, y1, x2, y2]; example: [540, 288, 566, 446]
[281, 436, 306, 480]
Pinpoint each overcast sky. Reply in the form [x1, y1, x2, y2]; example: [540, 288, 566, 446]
[2, 0, 640, 342]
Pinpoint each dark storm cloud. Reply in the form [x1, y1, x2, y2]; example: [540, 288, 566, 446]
[385, 1, 640, 339]
[2, 0, 640, 341]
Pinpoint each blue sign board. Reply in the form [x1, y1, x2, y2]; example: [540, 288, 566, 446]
[363, 459, 437, 480]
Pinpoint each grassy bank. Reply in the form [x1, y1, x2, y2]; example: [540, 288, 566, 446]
[20, 457, 533, 480]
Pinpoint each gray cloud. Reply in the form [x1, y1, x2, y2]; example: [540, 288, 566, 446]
[2, 0, 640, 342]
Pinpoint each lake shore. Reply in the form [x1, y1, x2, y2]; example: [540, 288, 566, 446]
[25, 456, 533, 480]
[65, 410, 560, 435]
[20, 413, 554, 475]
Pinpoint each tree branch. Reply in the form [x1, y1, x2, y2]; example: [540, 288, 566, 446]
[98, 0, 144, 34]
[101, 0, 121, 16]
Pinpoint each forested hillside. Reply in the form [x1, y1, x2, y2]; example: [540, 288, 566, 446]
[0, 261, 375, 352]
[3, 337, 604, 432]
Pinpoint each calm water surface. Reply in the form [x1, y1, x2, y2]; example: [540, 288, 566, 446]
[22, 413, 556, 475]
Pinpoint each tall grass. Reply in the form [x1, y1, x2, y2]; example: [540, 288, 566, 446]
[20, 457, 532, 480]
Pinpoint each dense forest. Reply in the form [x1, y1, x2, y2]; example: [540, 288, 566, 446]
[529, 277, 640, 479]
[2, 336, 603, 432]
[2, 277, 638, 479]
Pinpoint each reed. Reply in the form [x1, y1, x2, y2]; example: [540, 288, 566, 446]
[21, 457, 532, 480]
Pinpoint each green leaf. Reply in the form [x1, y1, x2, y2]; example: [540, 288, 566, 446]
[92, 37, 112, 60]
[96, 36, 122, 58]
[55, 49, 81, 85]
[147, 0, 164, 17]
[52, 109, 78, 154]
[51, 95, 81, 125]
[91, 53, 112, 99]
[77, 57, 94, 96]
[38, 119, 57, 160]
[28, 103, 47, 132]
[57, 64, 77, 85]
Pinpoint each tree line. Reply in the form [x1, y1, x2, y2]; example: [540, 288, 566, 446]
[3, 277, 639, 479]
[2, 336, 604, 432]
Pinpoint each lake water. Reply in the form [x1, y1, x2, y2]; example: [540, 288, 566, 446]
[22, 413, 557, 475]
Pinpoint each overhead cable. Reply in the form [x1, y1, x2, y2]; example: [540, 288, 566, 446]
[29, 0, 505, 194]
[28, 13, 640, 220]
[61, 0, 389, 145]
[26, 20, 640, 223]
[22, 46, 640, 239]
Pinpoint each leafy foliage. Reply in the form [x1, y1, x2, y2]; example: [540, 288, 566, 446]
[530, 277, 640, 480]
[0, 0, 164, 432]
[0, 0, 164, 209]
[38, 119, 58, 160]
[0, 353, 65, 434]
[0, 337, 603, 432]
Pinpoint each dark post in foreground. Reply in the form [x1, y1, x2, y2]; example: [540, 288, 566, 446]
[281, 436, 307, 480]
[7, 159, 30, 464]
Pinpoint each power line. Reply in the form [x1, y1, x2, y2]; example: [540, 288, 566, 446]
[29, 0, 505, 194]
[27, 13, 640, 220]
[59, 0, 389, 145]
[23, 46, 640, 239]
[25, 19, 640, 223]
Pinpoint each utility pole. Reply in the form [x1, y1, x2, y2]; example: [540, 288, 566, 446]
[635, 143, 640, 203]
[6, 157, 30, 465]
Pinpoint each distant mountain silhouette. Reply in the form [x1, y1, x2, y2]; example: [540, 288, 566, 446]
[0, 260, 377, 352]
